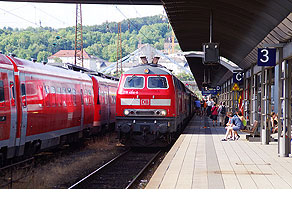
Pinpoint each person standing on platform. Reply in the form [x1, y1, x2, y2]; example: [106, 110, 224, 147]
[195, 99, 201, 116]
[203, 99, 207, 116]
[218, 102, 226, 126]
[211, 103, 219, 126]
[200, 100, 204, 116]
[206, 98, 212, 116]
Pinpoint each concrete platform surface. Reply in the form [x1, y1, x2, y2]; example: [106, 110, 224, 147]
[146, 116, 292, 189]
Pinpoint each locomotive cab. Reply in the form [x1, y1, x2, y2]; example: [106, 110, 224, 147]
[116, 62, 179, 147]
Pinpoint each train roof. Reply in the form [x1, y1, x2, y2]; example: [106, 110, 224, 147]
[8, 56, 91, 82]
[124, 63, 172, 75]
[2, 54, 118, 82]
[65, 63, 119, 82]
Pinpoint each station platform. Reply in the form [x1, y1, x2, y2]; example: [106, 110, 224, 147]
[146, 116, 292, 189]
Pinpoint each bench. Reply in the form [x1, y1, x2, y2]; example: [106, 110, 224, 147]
[241, 120, 258, 134]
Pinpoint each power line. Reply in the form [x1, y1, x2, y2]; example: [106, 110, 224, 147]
[114, 5, 152, 43]
[0, 7, 39, 27]
[31, 5, 68, 26]
[128, 0, 161, 33]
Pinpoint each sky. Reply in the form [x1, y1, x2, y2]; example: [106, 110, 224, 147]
[0, 1, 165, 29]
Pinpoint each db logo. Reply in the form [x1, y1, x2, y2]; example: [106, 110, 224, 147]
[141, 99, 149, 105]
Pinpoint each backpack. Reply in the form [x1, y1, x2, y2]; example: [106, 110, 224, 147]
[221, 106, 226, 115]
[242, 119, 247, 127]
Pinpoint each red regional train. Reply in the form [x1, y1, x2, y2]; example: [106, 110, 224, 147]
[116, 57, 195, 147]
[0, 54, 118, 164]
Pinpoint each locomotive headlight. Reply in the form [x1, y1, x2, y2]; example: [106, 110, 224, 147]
[124, 109, 130, 116]
[161, 110, 167, 116]
[144, 68, 150, 74]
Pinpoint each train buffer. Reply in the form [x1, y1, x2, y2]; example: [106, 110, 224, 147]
[146, 116, 292, 189]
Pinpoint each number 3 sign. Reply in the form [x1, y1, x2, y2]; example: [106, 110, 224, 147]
[258, 48, 276, 66]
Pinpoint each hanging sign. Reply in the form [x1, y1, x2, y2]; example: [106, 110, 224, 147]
[258, 48, 276, 66]
[201, 87, 217, 96]
[233, 72, 244, 83]
[232, 83, 240, 91]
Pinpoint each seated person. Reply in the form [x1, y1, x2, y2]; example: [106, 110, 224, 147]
[222, 111, 244, 141]
[222, 112, 234, 141]
[271, 112, 278, 134]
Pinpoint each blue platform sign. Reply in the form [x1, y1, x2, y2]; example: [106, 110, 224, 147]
[258, 48, 276, 66]
[202, 88, 217, 96]
[233, 72, 244, 83]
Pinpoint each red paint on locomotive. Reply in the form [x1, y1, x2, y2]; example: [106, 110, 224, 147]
[116, 64, 195, 147]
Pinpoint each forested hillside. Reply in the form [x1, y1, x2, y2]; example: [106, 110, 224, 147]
[0, 15, 176, 62]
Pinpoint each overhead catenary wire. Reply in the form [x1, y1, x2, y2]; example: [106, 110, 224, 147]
[128, 0, 166, 34]
[114, 5, 152, 43]
[31, 5, 68, 26]
[0, 7, 39, 27]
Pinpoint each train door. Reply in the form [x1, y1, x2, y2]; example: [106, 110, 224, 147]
[17, 73, 27, 156]
[0, 68, 17, 155]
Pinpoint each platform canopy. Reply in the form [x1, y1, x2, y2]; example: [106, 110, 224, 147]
[162, 0, 292, 88]
[3, 0, 292, 88]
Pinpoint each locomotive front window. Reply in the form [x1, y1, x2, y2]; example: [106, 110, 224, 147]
[148, 76, 168, 89]
[124, 76, 144, 89]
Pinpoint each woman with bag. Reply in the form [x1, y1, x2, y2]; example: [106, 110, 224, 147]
[211, 103, 219, 126]
[218, 102, 226, 126]
[221, 111, 244, 141]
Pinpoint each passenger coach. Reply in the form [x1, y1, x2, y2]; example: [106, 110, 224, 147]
[0, 54, 117, 163]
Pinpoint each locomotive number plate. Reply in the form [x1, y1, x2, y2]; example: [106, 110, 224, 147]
[141, 99, 149, 105]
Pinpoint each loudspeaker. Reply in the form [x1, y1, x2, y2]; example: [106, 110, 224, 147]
[203, 43, 220, 65]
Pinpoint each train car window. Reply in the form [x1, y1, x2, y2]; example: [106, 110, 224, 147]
[124, 76, 144, 89]
[44, 85, 50, 107]
[56, 87, 61, 106]
[80, 89, 84, 105]
[147, 76, 168, 89]
[0, 80, 4, 102]
[21, 84, 26, 96]
[45, 85, 49, 94]
[67, 88, 72, 106]
[84, 89, 88, 105]
[72, 88, 76, 106]
[11, 86, 15, 99]
[97, 88, 100, 104]
[88, 90, 92, 105]
[51, 86, 56, 106]
[37, 85, 44, 107]
[21, 83, 27, 107]
[62, 87, 66, 107]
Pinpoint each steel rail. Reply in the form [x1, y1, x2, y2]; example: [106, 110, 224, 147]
[68, 149, 131, 189]
[125, 150, 161, 189]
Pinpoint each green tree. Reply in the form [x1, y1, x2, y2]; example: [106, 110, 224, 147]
[37, 51, 52, 62]
[176, 72, 195, 81]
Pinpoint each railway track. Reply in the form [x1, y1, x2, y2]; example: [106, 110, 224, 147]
[69, 149, 162, 189]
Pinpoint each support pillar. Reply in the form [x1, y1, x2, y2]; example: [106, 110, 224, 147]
[278, 50, 291, 157]
[261, 67, 269, 144]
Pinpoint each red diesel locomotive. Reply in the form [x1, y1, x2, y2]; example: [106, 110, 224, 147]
[116, 58, 195, 147]
[0, 54, 118, 163]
